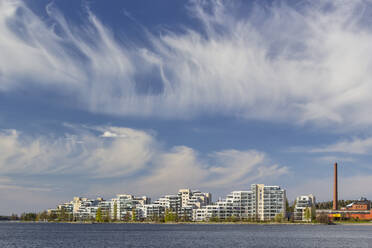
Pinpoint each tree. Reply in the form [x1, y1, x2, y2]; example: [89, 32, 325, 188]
[316, 212, 330, 224]
[58, 208, 68, 221]
[38, 211, 48, 222]
[104, 210, 111, 222]
[311, 207, 316, 221]
[131, 209, 137, 222]
[209, 216, 219, 222]
[164, 209, 177, 222]
[286, 199, 290, 212]
[113, 202, 118, 222]
[20, 213, 37, 221]
[10, 214, 18, 221]
[231, 215, 238, 222]
[304, 207, 311, 222]
[123, 212, 131, 222]
[48, 212, 58, 221]
[180, 212, 189, 222]
[274, 213, 284, 223]
[96, 208, 103, 222]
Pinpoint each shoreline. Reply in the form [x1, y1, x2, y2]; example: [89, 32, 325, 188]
[0, 221, 358, 225]
[2, 220, 372, 225]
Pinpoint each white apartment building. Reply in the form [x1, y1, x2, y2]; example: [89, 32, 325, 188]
[151, 193, 197, 221]
[74, 198, 103, 220]
[155, 195, 181, 212]
[178, 189, 212, 208]
[294, 194, 316, 221]
[193, 185, 286, 221]
[193, 191, 251, 221]
[137, 204, 165, 220]
[50, 185, 285, 222]
[179, 189, 192, 207]
[111, 194, 151, 221]
[251, 184, 286, 221]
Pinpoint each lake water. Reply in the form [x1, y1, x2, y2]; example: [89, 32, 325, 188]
[0, 223, 372, 248]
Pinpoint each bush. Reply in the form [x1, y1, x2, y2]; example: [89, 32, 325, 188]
[316, 213, 330, 224]
[274, 213, 284, 223]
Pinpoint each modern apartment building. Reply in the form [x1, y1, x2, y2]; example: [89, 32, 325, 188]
[178, 189, 212, 208]
[293, 194, 315, 221]
[251, 184, 286, 221]
[193, 185, 286, 221]
[74, 198, 104, 220]
[137, 204, 165, 220]
[48, 185, 286, 222]
[155, 195, 181, 212]
[111, 194, 151, 221]
[294, 194, 316, 221]
[178, 189, 192, 207]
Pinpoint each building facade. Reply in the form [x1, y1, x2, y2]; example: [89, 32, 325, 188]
[294, 194, 316, 221]
[193, 185, 286, 221]
[48, 185, 286, 222]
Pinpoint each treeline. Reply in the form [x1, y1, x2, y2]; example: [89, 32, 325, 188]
[0, 216, 11, 221]
[7, 210, 73, 222]
[316, 200, 354, 209]
[0, 214, 23, 221]
[15, 208, 288, 223]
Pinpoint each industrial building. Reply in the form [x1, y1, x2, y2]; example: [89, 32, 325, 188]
[317, 162, 372, 221]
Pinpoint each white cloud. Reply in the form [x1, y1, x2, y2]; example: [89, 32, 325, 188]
[311, 137, 372, 154]
[1, 1, 372, 129]
[88, 146, 289, 198]
[0, 127, 154, 177]
[0, 126, 288, 213]
[0, 126, 287, 182]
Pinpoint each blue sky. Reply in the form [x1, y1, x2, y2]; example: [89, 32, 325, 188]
[1, 0, 372, 214]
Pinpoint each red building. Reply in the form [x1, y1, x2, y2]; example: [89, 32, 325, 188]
[346, 197, 370, 211]
[323, 198, 372, 220]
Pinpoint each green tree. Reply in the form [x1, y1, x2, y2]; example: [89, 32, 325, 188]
[209, 216, 219, 222]
[38, 211, 48, 222]
[164, 209, 177, 222]
[48, 211, 58, 221]
[285, 199, 290, 212]
[103, 210, 111, 222]
[304, 207, 311, 222]
[311, 207, 316, 221]
[96, 208, 103, 222]
[58, 208, 69, 221]
[123, 212, 131, 222]
[131, 209, 137, 221]
[20, 213, 37, 221]
[113, 202, 118, 222]
[180, 212, 187, 222]
[274, 213, 284, 223]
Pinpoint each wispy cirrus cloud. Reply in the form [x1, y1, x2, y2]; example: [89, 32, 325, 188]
[1, 0, 372, 129]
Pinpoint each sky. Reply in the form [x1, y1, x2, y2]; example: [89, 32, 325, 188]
[1, 0, 372, 214]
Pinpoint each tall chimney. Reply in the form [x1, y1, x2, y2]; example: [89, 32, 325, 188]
[333, 162, 338, 210]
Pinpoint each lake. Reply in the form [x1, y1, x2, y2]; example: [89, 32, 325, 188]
[0, 223, 371, 248]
